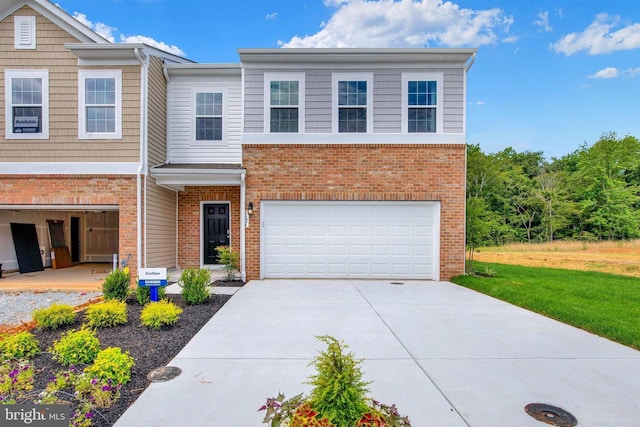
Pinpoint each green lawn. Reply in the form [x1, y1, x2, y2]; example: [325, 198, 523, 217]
[451, 262, 640, 350]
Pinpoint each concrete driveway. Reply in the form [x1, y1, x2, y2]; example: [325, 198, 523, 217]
[115, 280, 640, 426]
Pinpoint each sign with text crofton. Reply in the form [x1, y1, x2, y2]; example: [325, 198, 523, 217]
[138, 268, 167, 287]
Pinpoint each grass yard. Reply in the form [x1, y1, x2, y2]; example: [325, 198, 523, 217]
[451, 261, 640, 350]
[472, 239, 640, 278]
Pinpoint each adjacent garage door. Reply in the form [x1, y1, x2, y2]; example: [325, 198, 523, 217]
[261, 201, 440, 280]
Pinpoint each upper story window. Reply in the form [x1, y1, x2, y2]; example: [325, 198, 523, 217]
[402, 73, 443, 134]
[79, 70, 122, 139]
[332, 73, 373, 133]
[4, 69, 49, 139]
[14, 16, 36, 49]
[195, 92, 223, 141]
[264, 73, 304, 133]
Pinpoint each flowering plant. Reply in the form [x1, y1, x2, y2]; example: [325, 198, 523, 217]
[0, 359, 34, 404]
[259, 336, 411, 427]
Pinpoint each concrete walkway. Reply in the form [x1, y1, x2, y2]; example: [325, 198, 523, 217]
[115, 280, 640, 427]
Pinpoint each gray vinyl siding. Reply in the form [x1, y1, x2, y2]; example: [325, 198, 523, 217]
[145, 179, 177, 268]
[147, 56, 167, 166]
[166, 75, 242, 163]
[243, 66, 465, 135]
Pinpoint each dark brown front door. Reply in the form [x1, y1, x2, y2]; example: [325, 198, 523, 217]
[203, 204, 230, 264]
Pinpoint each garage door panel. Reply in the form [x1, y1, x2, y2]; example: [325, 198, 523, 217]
[262, 201, 439, 279]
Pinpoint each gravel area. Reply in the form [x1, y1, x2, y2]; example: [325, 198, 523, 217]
[0, 291, 103, 327]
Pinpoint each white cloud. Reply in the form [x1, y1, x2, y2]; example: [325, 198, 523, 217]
[533, 11, 552, 32]
[588, 66, 640, 79]
[280, 0, 514, 48]
[72, 12, 116, 42]
[551, 13, 640, 55]
[589, 67, 618, 79]
[119, 35, 185, 57]
[265, 12, 278, 20]
[70, 10, 185, 56]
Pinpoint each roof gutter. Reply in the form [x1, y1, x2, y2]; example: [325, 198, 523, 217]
[465, 52, 477, 72]
[134, 47, 149, 271]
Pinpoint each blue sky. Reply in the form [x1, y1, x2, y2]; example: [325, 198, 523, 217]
[53, 0, 640, 160]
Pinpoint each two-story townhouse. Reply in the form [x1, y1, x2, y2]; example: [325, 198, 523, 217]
[240, 49, 475, 281]
[154, 48, 475, 282]
[1, 0, 475, 284]
[0, 0, 189, 278]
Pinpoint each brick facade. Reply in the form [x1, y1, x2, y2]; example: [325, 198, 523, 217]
[243, 144, 467, 281]
[0, 175, 140, 279]
[177, 186, 241, 268]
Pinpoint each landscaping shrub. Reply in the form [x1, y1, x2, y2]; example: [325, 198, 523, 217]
[102, 267, 131, 301]
[216, 245, 239, 281]
[307, 335, 371, 427]
[140, 300, 183, 329]
[84, 347, 135, 385]
[50, 328, 101, 366]
[180, 267, 210, 305]
[85, 300, 128, 328]
[0, 331, 40, 360]
[135, 282, 166, 305]
[32, 303, 76, 330]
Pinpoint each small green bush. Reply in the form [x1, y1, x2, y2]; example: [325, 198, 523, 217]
[216, 246, 239, 281]
[135, 283, 166, 305]
[50, 328, 101, 367]
[307, 335, 371, 427]
[140, 300, 183, 329]
[32, 303, 76, 330]
[85, 300, 128, 328]
[180, 268, 211, 305]
[0, 332, 40, 360]
[102, 267, 131, 301]
[84, 347, 135, 385]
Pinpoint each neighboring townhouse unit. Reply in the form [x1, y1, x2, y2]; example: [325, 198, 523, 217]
[1, 0, 476, 283]
[0, 0, 189, 278]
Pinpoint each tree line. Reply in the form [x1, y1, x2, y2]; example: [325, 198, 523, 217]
[466, 132, 640, 253]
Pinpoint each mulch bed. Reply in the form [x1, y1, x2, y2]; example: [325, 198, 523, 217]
[17, 294, 231, 426]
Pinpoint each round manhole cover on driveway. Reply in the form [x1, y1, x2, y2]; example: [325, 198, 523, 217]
[148, 366, 182, 383]
[525, 403, 577, 426]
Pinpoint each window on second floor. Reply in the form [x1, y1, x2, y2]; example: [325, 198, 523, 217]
[332, 73, 373, 133]
[402, 73, 443, 134]
[4, 69, 49, 139]
[79, 69, 122, 139]
[195, 92, 223, 141]
[264, 73, 304, 133]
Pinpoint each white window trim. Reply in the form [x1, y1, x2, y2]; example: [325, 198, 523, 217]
[263, 72, 305, 134]
[332, 73, 373, 134]
[4, 69, 49, 139]
[191, 87, 228, 144]
[401, 72, 443, 134]
[78, 69, 122, 139]
[14, 16, 36, 49]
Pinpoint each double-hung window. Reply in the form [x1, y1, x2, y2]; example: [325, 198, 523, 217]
[79, 70, 122, 139]
[5, 69, 49, 139]
[195, 91, 223, 141]
[264, 73, 304, 133]
[332, 73, 372, 133]
[402, 73, 443, 133]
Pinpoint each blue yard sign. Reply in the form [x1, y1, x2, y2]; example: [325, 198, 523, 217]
[138, 268, 168, 302]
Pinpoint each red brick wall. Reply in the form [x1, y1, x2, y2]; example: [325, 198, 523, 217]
[177, 186, 241, 268]
[0, 175, 140, 279]
[242, 144, 466, 281]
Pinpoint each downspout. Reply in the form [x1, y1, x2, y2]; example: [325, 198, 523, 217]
[134, 47, 149, 271]
[240, 172, 247, 281]
[162, 66, 179, 269]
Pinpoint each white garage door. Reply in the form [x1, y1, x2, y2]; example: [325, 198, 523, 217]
[261, 201, 440, 280]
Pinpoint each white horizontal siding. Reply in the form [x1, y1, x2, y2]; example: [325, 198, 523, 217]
[243, 66, 466, 139]
[166, 75, 242, 164]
